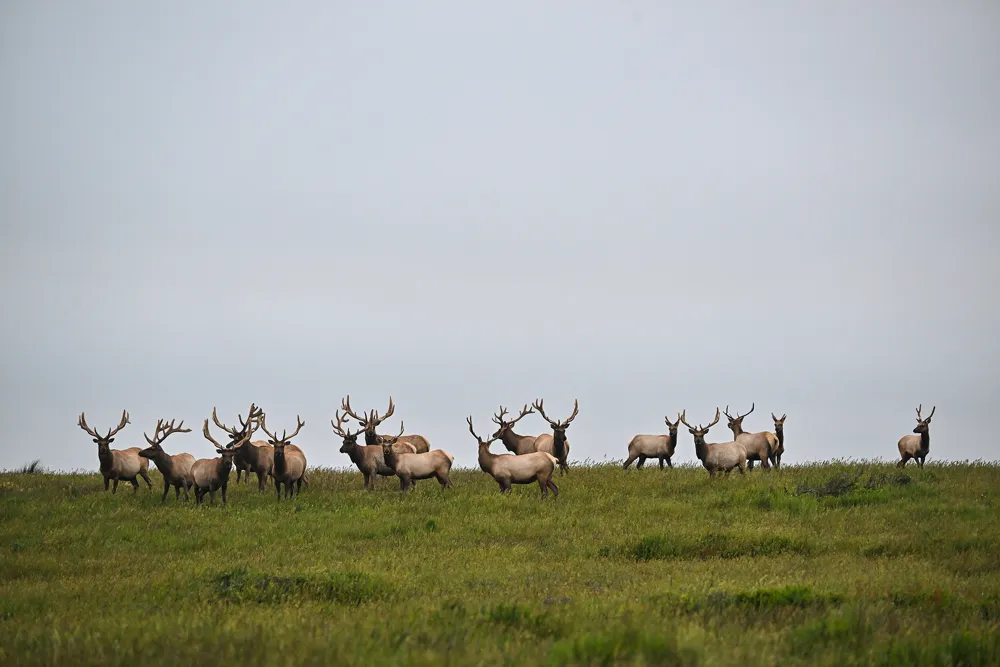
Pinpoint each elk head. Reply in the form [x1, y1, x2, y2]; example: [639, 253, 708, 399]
[679, 408, 720, 447]
[467, 416, 499, 450]
[260, 415, 305, 465]
[139, 418, 192, 459]
[491, 404, 535, 440]
[664, 412, 682, 438]
[913, 404, 936, 434]
[771, 412, 786, 435]
[532, 398, 579, 439]
[211, 403, 263, 448]
[723, 403, 755, 436]
[340, 395, 395, 445]
[331, 409, 363, 453]
[78, 410, 130, 459]
[378, 421, 406, 455]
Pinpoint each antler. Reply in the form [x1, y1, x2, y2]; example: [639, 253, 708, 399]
[211, 407, 239, 437]
[380, 421, 405, 445]
[665, 413, 681, 428]
[340, 395, 369, 426]
[202, 419, 226, 449]
[724, 403, 754, 421]
[679, 408, 719, 431]
[144, 418, 192, 445]
[705, 408, 721, 430]
[370, 396, 395, 426]
[467, 416, 483, 443]
[107, 410, 130, 438]
[260, 415, 305, 443]
[238, 403, 263, 433]
[532, 398, 578, 426]
[772, 412, 786, 422]
[78, 412, 100, 438]
[563, 399, 579, 425]
[532, 399, 555, 426]
[493, 404, 534, 426]
[916, 404, 936, 421]
[679, 409, 694, 430]
[330, 409, 361, 438]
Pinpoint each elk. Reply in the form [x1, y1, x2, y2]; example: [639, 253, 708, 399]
[491, 404, 541, 455]
[898, 404, 935, 468]
[532, 398, 578, 474]
[138, 418, 195, 502]
[624, 413, 681, 470]
[331, 409, 417, 490]
[770, 413, 786, 468]
[212, 405, 272, 492]
[195, 420, 248, 505]
[379, 421, 454, 494]
[469, 416, 559, 498]
[723, 404, 775, 471]
[260, 415, 309, 500]
[680, 408, 748, 477]
[78, 410, 153, 493]
[340, 395, 431, 453]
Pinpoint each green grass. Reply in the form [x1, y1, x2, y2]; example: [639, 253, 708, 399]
[1, 460, 998, 666]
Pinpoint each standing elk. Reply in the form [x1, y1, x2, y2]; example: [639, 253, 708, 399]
[770, 413, 786, 468]
[468, 416, 559, 498]
[138, 418, 195, 502]
[898, 404, 935, 468]
[532, 398, 578, 474]
[341, 395, 430, 453]
[624, 413, 681, 470]
[78, 410, 153, 494]
[380, 421, 454, 494]
[680, 408, 748, 477]
[260, 415, 308, 500]
[723, 404, 775, 471]
[195, 420, 248, 505]
[491, 404, 541, 455]
[332, 409, 417, 490]
[212, 405, 272, 492]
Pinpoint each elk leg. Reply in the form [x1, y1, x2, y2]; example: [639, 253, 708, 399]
[296, 478, 303, 495]
[897, 454, 910, 468]
[130, 478, 139, 493]
[112, 478, 119, 494]
[547, 480, 559, 497]
[221, 483, 228, 506]
[659, 456, 665, 470]
[918, 456, 925, 468]
[666, 457, 673, 469]
[636, 455, 646, 470]
[140, 470, 153, 489]
[161, 480, 170, 503]
[747, 458, 755, 471]
[104, 477, 110, 492]
[623, 454, 636, 470]
[500, 480, 512, 494]
[275, 479, 282, 500]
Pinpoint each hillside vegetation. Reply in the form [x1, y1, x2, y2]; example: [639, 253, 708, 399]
[1, 461, 998, 666]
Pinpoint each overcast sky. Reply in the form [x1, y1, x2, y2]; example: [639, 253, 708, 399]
[1, 2, 998, 473]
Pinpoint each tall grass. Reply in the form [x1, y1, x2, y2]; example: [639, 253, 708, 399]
[0, 461, 997, 666]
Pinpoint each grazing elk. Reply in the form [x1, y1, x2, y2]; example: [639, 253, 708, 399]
[898, 405, 935, 468]
[212, 405, 272, 492]
[380, 422, 454, 494]
[341, 395, 430, 453]
[491, 404, 541, 455]
[332, 409, 417, 490]
[78, 410, 153, 494]
[260, 415, 309, 500]
[624, 413, 681, 470]
[195, 420, 248, 505]
[723, 404, 775, 471]
[770, 413, 786, 468]
[138, 418, 195, 502]
[532, 398, 578, 474]
[680, 409, 748, 477]
[469, 416, 559, 498]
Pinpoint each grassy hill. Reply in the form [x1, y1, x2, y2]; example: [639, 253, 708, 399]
[1, 461, 998, 666]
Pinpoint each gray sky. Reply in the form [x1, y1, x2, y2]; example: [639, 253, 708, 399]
[2, 2, 998, 472]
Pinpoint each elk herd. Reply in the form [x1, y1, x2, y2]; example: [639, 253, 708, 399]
[75, 398, 937, 502]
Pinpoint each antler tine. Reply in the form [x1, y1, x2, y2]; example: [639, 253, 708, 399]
[466, 415, 481, 443]
[202, 419, 225, 449]
[159, 418, 192, 441]
[741, 402, 755, 419]
[381, 420, 404, 444]
[258, 415, 279, 442]
[514, 403, 534, 423]
[678, 410, 694, 430]
[373, 396, 395, 426]
[563, 398, 579, 425]
[144, 418, 166, 446]
[211, 407, 238, 436]
[723, 405, 733, 420]
[78, 412, 99, 438]
[705, 408, 721, 430]
[340, 395, 368, 426]
[771, 412, 778, 421]
[285, 415, 305, 441]
[927, 405, 935, 420]
[916, 404, 922, 420]
[331, 409, 349, 437]
[106, 410, 130, 438]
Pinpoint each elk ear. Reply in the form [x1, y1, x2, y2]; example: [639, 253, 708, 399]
[688, 428, 696, 434]
[216, 448, 225, 455]
[108, 437, 115, 443]
[93, 438, 99, 443]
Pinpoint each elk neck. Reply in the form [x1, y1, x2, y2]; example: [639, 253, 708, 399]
[775, 428, 784, 448]
[146, 450, 174, 477]
[382, 446, 398, 471]
[216, 455, 234, 478]
[668, 429, 678, 453]
[97, 449, 115, 473]
[477, 444, 496, 473]
[693, 435, 709, 463]
[920, 428, 930, 452]
[552, 430, 568, 463]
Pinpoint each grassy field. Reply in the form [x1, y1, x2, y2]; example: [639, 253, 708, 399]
[1, 460, 998, 666]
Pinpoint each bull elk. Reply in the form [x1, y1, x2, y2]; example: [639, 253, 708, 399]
[138, 418, 194, 502]
[332, 408, 416, 490]
[491, 404, 541, 455]
[212, 405, 272, 492]
[680, 408, 748, 477]
[624, 413, 681, 470]
[340, 395, 430, 453]
[770, 413, 786, 468]
[195, 420, 249, 505]
[78, 410, 153, 493]
[723, 404, 776, 471]
[468, 416, 559, 498]
[532, 398, 578, 474]
[260, 415, 309, 500]
[898, 404, 935, 468]
[379, 421, 454, 494]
